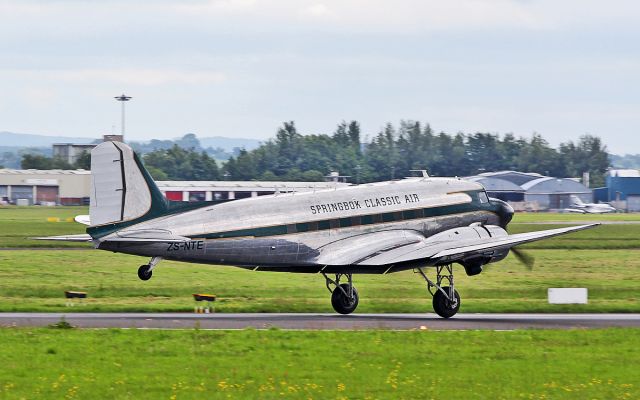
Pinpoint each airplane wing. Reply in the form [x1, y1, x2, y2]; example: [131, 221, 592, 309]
[428, 224, 597, 260]
[317, 224, 598, 268]
[316, 230, 424, 266]
[104, 229, 190, 243]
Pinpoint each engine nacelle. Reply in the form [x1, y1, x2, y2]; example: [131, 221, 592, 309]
[426, 225, 510, 276]
[462, 258, 485, 276]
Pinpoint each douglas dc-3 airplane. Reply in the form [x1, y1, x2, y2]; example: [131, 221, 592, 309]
[40, 141, 598, 318]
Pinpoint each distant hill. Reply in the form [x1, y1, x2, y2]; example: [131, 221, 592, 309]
[128, 133, 262, 161]
[0, 145, 51, 169]
[0, 131, 261, 153]
[610, 154, 640, 169]
[199, 136, 261, 151]
[0, 131, 98, 147]
[0, 131, 262, 167]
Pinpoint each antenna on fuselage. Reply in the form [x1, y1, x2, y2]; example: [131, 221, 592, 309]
[409, 169, 429, 179]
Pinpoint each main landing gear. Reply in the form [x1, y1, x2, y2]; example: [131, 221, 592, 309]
[323, 273, 359, 314]
[417, 265, 461, 318]
[137, 256, 162, 281]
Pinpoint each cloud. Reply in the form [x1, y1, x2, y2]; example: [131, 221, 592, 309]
[175, 0, 258, 13]
[0, 0, 638, 149]
[3, 68, 228, 86]
[5, 0, 637, 35]
[300, 3, 332, 18]
[22, 88, 56, 106]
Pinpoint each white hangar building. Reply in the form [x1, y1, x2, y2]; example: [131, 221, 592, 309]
[466, 170, 592, 211]
[0, 169, 91, 205]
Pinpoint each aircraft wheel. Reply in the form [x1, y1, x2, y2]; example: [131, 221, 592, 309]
[331, 284, 359, 315]
[137, 265, 153, 281]
[432, 286, 460, 318]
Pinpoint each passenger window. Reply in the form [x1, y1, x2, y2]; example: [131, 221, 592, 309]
[478, 191, 489, 204]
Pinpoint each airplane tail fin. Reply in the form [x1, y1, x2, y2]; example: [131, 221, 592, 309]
[87, 141, 170, 239]
[570, 195, 584, 206]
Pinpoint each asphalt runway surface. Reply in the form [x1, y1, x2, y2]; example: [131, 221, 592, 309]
[1, 313, 639, 330]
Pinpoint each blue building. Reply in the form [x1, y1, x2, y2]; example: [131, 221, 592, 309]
[606, 169, 640, 211]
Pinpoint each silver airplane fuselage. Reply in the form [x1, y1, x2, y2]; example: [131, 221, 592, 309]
[98, 177, 510, 273]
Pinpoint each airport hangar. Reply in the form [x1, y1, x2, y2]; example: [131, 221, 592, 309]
[466, 171, 592, 211]
[0, 168, 350, 205]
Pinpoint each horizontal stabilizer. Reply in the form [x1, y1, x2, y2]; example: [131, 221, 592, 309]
[103, 229, 190, 243]
[32, 234, 93, 242]
[74, 215, 91, 225]
[103, 236, 189, 244]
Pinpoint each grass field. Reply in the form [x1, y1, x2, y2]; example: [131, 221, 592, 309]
[0, 206, 90, 248]
[512, 212, 640, 223]
[0, 206, 639, 313]
[1, 208, 639, 400]
[0, 328, 637, 399]
[0, 248, 638, 313]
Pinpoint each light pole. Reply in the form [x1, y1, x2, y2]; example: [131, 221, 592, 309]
[114, 94, 132, 139]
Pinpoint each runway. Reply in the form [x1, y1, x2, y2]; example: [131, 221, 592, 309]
[1, 313, 639, 330]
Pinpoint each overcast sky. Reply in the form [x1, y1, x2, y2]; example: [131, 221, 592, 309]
[0, 0, 638, 154]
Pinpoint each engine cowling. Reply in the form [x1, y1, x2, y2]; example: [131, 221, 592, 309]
[426, 225, 510, 276]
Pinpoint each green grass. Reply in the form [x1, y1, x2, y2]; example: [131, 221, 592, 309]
[0, 328, 637, 399]
[0, 206, 639, 312]
[0, 206, 90, 248]
[0, 248, 638, 313]
[512, 212, 640, 223]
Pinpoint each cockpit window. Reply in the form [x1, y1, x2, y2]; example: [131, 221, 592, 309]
[478, 191, 489, 204]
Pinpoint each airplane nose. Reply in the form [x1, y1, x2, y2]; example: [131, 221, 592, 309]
[490, 198, 514, 228]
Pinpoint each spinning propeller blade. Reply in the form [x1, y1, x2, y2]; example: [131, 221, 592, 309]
[511, 247, 535, 270]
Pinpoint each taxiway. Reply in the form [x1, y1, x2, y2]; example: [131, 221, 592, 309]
[1, 313, 639, 330]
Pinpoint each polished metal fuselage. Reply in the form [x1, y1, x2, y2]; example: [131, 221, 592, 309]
[98, 177, 501, 273]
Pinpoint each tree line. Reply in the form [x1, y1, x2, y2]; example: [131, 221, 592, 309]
[224, 121, 609, 187]
[20, 120, 610, 187]
[19, 146, 221, 181]
[21, 151, 91, 170]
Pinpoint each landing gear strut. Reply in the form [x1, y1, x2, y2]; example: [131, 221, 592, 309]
[417, 265, 460, 318]
[323, 273, 359, 314]
[137, 256, 162, 281]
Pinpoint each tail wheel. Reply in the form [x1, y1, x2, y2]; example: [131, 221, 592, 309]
[432, 286, 460, 318]
[331, 284, 359, 314]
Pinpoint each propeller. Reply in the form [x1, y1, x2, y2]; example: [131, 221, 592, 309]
[478, 199, 535, 271]
[511, 247, 535, 270]
[487, 198, 535, 270]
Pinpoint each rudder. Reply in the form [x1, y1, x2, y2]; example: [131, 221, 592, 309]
[88, 141, 169, 236]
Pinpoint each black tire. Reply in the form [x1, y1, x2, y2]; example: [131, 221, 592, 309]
[331, 284, 359, 314]
[432, 286, 460, 318]
[137, 265, 152, 281]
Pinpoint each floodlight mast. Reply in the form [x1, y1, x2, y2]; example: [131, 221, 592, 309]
[114, 94, 132, 140]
